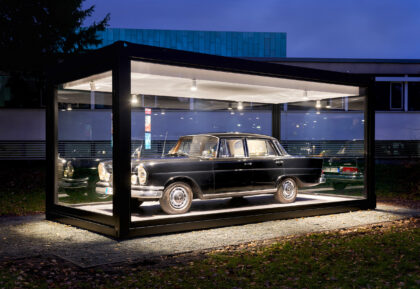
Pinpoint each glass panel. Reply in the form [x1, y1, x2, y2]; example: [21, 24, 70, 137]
[390, 83, 403, 110]
[281, 95, 365, 198]
[408, 82, 420, 111]
[375, 82, 391, 111]
[56, 71, 113, 215]
[125, 60, 365, 223]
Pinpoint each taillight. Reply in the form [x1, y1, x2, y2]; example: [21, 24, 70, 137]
[340, 167, 358, 174]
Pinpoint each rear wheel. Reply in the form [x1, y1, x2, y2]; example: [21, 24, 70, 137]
[275, 178, 298, 203]
[160, 182, 193, 214]
[332, 182, 347, 190]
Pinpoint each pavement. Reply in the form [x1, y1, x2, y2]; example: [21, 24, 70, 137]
[0, 204, 419, 268]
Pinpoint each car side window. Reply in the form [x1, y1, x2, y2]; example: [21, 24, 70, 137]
[247, 139, 279, 157]
[201, 138, 218, 158]
[179, 139, 192, 154]
[219, 138, 245, 158]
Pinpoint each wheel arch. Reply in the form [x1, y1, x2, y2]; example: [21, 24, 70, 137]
[275, 175, 303, 188]
[164, 176, 203, 199]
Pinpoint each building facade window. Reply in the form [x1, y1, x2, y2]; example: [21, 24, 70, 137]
[408, 82, 420, 111]
[390, 82, 404, 110]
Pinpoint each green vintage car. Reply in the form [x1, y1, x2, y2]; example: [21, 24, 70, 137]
[57, 156, 89, 189]
[321, 141, 364, 190]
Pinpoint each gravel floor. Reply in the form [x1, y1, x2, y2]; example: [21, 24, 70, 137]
[0, 204, 419, 268]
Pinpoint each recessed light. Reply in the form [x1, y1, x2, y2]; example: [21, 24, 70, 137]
[190, 79, 197, 91]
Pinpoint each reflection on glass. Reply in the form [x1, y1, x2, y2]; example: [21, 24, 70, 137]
[281, 96, 365, 197]
[56, 72, 113, 208]
[131, 96, 272, 158]
[126, 60, 366, 220]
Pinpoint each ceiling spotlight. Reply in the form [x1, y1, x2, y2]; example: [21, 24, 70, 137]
[326, 99, 332, 108]
[66, 104, 72, 111]
[315, 100, 321, 109]
[89, 81, 96, 91]
[131, 94, 138, 104]
[303, 89, 309, 100]
[190, 78, 197, 91]
[238, 102, 243, 110]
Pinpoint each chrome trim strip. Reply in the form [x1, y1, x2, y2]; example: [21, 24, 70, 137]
[132, 190, 162, 199]
[131, 185, 164, 191]
[201, 188, 277, 199]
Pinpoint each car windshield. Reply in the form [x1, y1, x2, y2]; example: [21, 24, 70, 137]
[168, 135, 219, 157]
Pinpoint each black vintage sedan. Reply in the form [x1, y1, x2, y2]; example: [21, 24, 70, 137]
[96, 133, 325, 214]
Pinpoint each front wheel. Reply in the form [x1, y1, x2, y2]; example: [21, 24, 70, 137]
[275, 178, 298, 203]
[160, 182, 193, 214]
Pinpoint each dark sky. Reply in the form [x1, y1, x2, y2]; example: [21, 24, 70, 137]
[83, 0, 420, 59]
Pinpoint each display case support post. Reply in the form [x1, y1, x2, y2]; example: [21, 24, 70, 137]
[112, 44, 132, 237]
[365, 82, 376, 209]
[272, 104, 281, 140]
[46, 83, 58, 218]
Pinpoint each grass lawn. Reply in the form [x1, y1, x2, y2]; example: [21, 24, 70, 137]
[0, 218, 419, 288]
[0, 165, 46, 216]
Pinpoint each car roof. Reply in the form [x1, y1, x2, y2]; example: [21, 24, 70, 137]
[184, 132, 277, 139]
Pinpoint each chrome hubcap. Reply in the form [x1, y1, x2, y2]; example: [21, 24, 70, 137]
[282, 180, 296, 199]
[169, 186, 188, 209]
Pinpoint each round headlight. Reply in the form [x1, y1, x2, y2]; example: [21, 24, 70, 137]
[98, 162, 111, 182]
[131, 174, 138, 185]
[138, 164, 147, 185]
[63, 161, 74, 178]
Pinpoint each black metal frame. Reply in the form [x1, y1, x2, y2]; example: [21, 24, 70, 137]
[46, 41, 375, 239]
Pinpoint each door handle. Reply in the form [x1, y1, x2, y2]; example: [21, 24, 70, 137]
[275, 160, 284, 166]
[244, 162, 253, 166]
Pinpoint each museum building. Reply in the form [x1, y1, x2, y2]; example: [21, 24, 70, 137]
[0, 29, 419, 161]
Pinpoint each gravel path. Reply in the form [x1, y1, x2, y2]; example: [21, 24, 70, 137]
[0, 204, 419, 268]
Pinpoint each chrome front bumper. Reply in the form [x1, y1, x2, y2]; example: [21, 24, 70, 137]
[95, 181, 164, 199]
[59, 177, 89, 189]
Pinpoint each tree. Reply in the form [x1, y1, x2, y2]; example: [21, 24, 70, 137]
[0, 0, 110, 72]
[0, 0, 110, 107]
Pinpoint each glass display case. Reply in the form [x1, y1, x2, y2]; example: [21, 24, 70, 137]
[46, 42, 375, 238]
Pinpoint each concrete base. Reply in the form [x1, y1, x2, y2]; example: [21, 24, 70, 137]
[71, 193, 361, 222]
